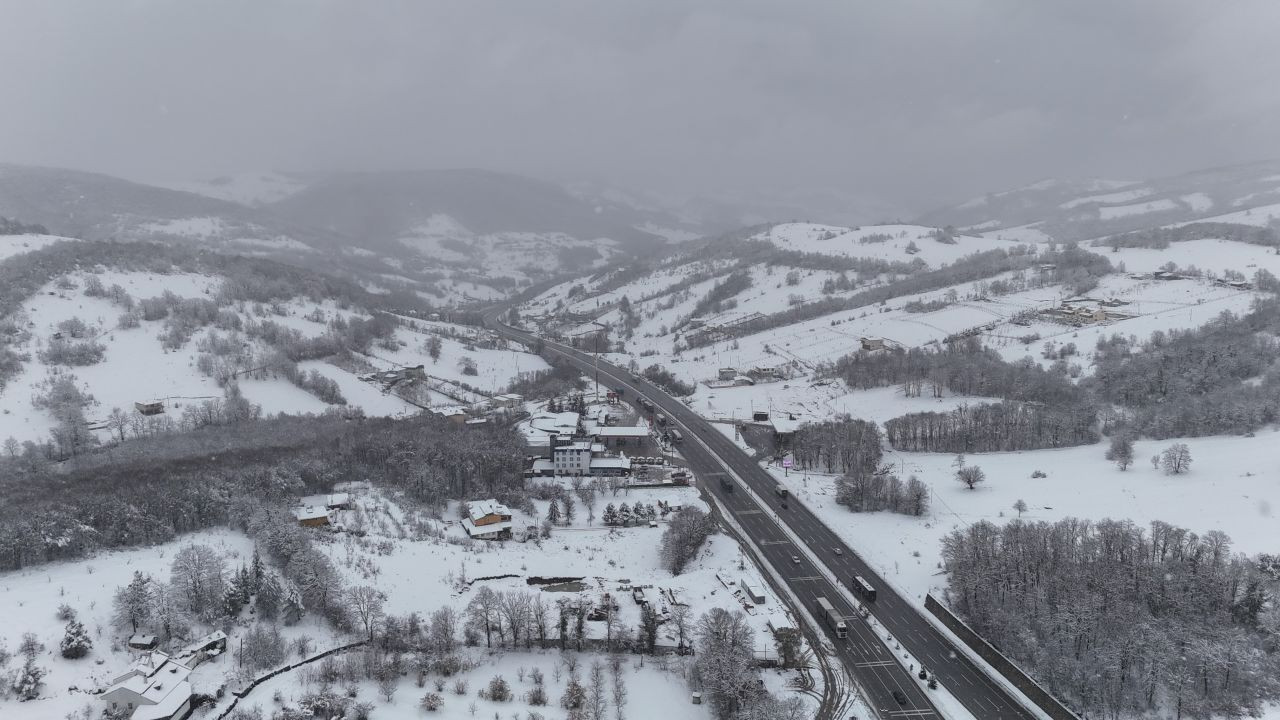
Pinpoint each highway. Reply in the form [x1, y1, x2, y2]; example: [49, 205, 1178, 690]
[484, 312, 1037, 719]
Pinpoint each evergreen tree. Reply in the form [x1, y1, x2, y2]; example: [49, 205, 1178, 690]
[113, 571, 154, 632]
[59, 620, 93, 659]
[546, 499, 562, 526]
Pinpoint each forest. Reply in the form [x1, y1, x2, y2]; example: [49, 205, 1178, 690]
[0, 411, 527, 571]
[832, 337, 1087, 406]
[884, 401, 1098, 452]
[1098, 221, 1278, 250]
[1087, 298, 1280, 438]
[942, 517, 1280, 718]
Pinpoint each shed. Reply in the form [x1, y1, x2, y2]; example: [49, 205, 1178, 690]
[135, 401, 165, 416]
[128, 634, 159, 651]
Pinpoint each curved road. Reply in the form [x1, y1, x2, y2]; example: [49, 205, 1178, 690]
[486, 312, 1036, 720]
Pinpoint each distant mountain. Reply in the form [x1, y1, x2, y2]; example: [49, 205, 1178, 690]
[267, 169, 663, 254]
[0, 164, 688, 306]
[157, 170, 319, 207]
[917, 160, 1280, 241]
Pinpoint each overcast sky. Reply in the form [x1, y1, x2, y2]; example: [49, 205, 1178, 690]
[3, 0, 1279, 215]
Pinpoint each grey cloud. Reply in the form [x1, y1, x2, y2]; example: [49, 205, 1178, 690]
[1, 0, 1278, 216]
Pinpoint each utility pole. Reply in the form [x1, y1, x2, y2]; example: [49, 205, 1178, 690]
[593, 331, 600, 404]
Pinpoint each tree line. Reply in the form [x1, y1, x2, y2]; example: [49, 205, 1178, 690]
[941, 517, 1280, 718]
[884, 401, 1098, 453]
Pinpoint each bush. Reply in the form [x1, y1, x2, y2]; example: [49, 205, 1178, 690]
[38, 338, 106, 366]
[486, 675, 511, 702]
[419, 692, 443, 711]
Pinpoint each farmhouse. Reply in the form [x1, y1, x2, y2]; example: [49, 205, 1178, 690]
[717, 367, 738, 381]
[299, 493, 351, 510]
[101, 652, 194, 720]
[435, 405, 470, 425]
[859, 337, 886, 351]
[293, 506, 332, 527]
[462, 499, 513, 540]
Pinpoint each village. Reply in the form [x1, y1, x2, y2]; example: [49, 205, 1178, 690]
[17, 374, 821, 720]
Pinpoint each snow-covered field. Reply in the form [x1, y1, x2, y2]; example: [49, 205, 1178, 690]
[769, 430, 1280, 606]
[0, 234, 66, 262]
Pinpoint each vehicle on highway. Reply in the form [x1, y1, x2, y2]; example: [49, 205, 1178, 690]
[774, 485, 788, 498]
[656, 412, 667, 426]
[719, 476, 734, 492]
[780, 500, 789, 509]
[669, 428, 683, 444]
[815, 596, 847, 638]
[833, 547, 843, 556]
[791, 555, 800, 565]
[852, 575, 877, 601]
[892, 690, 908, 706]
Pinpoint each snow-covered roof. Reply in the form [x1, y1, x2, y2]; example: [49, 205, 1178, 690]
[595, 426, 649, 438]
[770, 417, 802, 434]
[529, 411, 580, 433]
[175, 630, 227, 660]
[293, 506, 330, 522]
[465, 499, 512, 522]
[494, 393, 524, 402]
[132, 680, 192, 720]
[299, 492, 350, 508]
[435, 405, 469, 416]
[462, 518, 513, 537]
[590, 457, 632, 469]
[105, 652, 193, 720]
[531, 459, 554, 472]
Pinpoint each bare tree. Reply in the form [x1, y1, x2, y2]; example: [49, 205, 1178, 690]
[609, 656, 628, 720]
[587, 661, 608, 720]
[1160, 443, 1192, 475]
[346, 586, 386, 640]
[956, 465, 986, 490]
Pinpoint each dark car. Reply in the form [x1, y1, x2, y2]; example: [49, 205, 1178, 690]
[892, 690, 908, 706]
[780, 500, 789, 509]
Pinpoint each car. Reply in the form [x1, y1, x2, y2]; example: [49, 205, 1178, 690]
[780, 500, 789, 509]
[833, 547, 843, 556]
[791, 555, 801, 565]
[892, 690, 908, 706]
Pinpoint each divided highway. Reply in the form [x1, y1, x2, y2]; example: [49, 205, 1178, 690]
[486, 313, 1036, 720]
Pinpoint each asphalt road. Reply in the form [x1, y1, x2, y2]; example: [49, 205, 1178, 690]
[486, 314, 1036, 719]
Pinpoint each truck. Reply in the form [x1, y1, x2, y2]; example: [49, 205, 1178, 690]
[656, 413, 668, 426]
[852, 575, 877, 602]
[719, 476, 734, 492]
[774, 485, 788, 498]
[669, 428, 684, 444]
[815, 597, 847, 638]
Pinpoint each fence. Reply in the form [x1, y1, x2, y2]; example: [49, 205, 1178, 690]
[213, 639, 368, 719]
[923, 594, 1080, 720]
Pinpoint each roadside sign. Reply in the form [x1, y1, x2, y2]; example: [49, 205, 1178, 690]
[782, 456, 793, 468]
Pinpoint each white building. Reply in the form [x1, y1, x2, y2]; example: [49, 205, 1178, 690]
[553, 439, 596, 475]
[101, 652, 194, 720]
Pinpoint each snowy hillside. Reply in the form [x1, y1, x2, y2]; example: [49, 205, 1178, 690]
[159, 171, 313, 207]
[0, 236, 548, 450]
[920, 160, 1280, 241]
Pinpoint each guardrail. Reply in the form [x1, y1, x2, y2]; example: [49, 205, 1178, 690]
[924, 594, 1080, 720]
